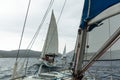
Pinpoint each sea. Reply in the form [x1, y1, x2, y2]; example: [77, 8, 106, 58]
[0, 57, 120, 80]
[0, 58, 39, 80]
[0, 57, 66, 80]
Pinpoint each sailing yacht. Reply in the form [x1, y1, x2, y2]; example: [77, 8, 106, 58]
[39, 11, 58, 68]
[23, 11, 59, 80]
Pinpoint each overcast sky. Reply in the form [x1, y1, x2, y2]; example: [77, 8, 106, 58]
[0, 0, 84, 53]
[0, 0, 119, 53]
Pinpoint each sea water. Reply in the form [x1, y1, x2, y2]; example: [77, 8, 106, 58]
[1, 58, 120, 80]
[0, 58, 39, 80]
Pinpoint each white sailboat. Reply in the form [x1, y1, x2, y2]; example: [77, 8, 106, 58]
[61, 45, 66, 59]
[61, 45, 67, 70]
[39, 11, 58, 68]
[23, 11, 59, 80]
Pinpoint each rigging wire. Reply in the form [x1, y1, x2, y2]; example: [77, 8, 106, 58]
[24, 0, 55, 75]
[85, 32, 89, 60]
[24, 0, 67, 57]
[25, 0, 54, 52]
[108, 18, 113, 75]
[57, 0, 67, 24]
[26, 0, 67, 54]
[38, 0, 68, 72]
[45, 0, 67, 56]
[12, 0, 31, 79]
[24, 0, 67, 75]
[84, 28, 94, 79]
[16, 0, 31, 61]
[84, 32, 94, 78]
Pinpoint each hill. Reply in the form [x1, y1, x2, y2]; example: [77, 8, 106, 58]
[0, 49, 62, 58]
[0, 50, 40, 58]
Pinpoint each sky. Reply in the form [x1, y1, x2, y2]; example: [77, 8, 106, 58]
[0, 0, 84, 53]
[0, 0, 119, 53]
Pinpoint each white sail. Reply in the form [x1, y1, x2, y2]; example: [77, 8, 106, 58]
[41, 11, 58, 58]
[61, 45, 66, 59]
[63, 45, 66, 56]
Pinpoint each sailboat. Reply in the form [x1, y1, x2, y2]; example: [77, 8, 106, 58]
[61, 45, 66, 59]
[23, 11, 59, 80]
[61, 45, 67, 70]
[39, 11, 58, 68]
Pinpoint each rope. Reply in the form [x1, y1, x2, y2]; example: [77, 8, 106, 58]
[108, 19, 113, 74]
[25, 0, 54, 53]
[24, 0, 67, 60]
[57, 0, 67, 24]
[24, 0, 67, 76]
[16, 0, 31, 61]
[24, 0, 54, 75]
[45, 0, 67, 55]
[85, 32, 89, 60]
[12, 0, 31, 79]
[24, 0, 67, 75]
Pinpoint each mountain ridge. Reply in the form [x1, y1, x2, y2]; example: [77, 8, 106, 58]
[0, 49, 62, 58]
[0, 49, 40, 58]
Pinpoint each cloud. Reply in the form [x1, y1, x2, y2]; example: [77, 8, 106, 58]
[0, 0, 84, 52]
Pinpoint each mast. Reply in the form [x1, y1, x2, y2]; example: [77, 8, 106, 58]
[72, 1, 120, 80]
[72, 26, 88, 80]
